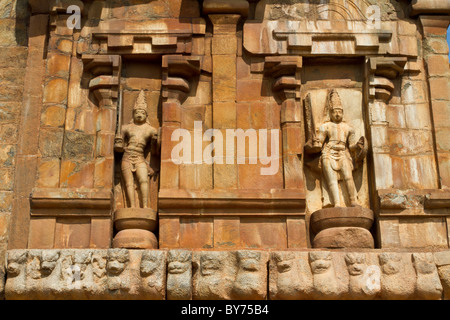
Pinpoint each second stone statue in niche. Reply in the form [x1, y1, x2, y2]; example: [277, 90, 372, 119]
[307, 89, 367, 208]
[114, 90, 158, 209]
[113, 90, 160, 249]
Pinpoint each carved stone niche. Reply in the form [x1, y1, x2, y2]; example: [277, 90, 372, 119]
[301, 63, 373, 248]
[111, 61, 164, 250]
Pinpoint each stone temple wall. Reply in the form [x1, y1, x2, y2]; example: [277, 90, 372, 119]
[0, 0, 449, 300]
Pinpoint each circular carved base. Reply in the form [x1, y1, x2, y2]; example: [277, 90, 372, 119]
[310, 206, 374, 234]
[114, 208, 157, 232]
[112, 229, 158, 249]
[312, 227, 374, 249]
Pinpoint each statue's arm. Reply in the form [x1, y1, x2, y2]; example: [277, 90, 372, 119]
[310, 125, 327, 153]
[348, 127, 364, 151]
[114, 126, 127, 153]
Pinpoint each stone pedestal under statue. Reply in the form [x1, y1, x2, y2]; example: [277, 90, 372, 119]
[310, 206, 374, 249]
[113, 208, 158, 249]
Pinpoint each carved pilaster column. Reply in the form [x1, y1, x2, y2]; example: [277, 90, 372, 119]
[160, 55, 201, 190]
[366, 57, 407, 190]
[264, 56, 303, 190]
[204, 0, 249, 189]
[418, 16, 450, 189]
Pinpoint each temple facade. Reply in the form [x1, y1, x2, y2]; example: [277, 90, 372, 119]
[1, 0, 450, 300]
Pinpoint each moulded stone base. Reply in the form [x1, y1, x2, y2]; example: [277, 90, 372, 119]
[114, 208, 157, 232]
[310, 206, 374, 234]
[312, 227, 374, 249]
[112, 229, 158, 249]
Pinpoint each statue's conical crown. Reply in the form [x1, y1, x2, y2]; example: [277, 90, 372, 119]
[328, 89, 343, 110]
[134, 90, 148, 112]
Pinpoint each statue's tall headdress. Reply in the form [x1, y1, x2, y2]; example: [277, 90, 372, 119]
[324, 89, 344, 121]
[327, 89, 343, 111]
[134, 90, 148, 112]
[130, 90, 150, 124]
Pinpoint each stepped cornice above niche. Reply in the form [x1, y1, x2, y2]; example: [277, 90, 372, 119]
[244, 0, 418, 57]
[79, 18, 206, 55]
[244, 20, 394, 56]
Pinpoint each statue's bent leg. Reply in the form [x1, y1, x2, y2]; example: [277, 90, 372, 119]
[342, 161, 358, 206]
[121, 166, 135, 208]
[136, 164, 149, 208]
[322, 159, 340, 207]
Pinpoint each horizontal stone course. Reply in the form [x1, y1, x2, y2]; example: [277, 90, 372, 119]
[3, 249, 450, 300]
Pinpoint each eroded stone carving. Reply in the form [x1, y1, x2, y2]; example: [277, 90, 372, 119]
[106, 249, 130, 295]
[344, 253, 381, 300]
[412, 253, 443, 300]
[379, 253, 416, 300]
[309, 251, 346, 299]
[5, 250, 28, 299]
[167, 250, 192, 300]
[140, 250, 166, 300]
[269, 251, 313, 300]
[4, 249, 450, 300]
[193, 251, 235, 300]
[232, 251, 268, 300]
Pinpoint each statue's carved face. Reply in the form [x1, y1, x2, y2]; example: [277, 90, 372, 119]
[133, 109, 147, 124]
[330, 108, 343, 123]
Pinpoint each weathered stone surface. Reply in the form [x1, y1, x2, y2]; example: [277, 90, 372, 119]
[1, 0, 450, 303]
[4, 249, 450, 300]
[167, 249, 192, 300]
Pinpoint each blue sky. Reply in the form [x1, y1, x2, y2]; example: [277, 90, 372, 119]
[448, 26, 450, 60]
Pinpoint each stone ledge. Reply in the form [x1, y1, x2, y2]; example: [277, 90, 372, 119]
[3, 249, 450, 300]
[377, 189, 450, 215]
[30, 188, 113, 217]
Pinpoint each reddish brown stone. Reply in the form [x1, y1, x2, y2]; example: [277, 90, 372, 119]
[213, 217, 240, 248]
[313, 227, 374, 249]
[179, 217, 213, 248]
[240, 217, 287, 248]
[54, 218, 91, 249]
[28, 218, 56, 249]
[113, 229, 158, 249]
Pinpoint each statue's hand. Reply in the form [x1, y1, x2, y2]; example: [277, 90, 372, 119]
[313, 137, 322, 149]
[114, 137, 124, 152]
[357, 136, 365, 148]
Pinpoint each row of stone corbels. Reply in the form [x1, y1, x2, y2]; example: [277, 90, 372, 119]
[3, 249, 450, 300]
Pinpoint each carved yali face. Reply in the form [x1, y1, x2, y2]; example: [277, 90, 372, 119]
[92, 254, 107, 278]
[168, 251, 191, 274]
[107, 250, 129, 275]
[200, 255, 221, 276]
[309, 252, 332, 274]
[345, 253, 366, 276]
[7, 251, 27, 276]
[41, 251, 60, 275]
[140, 253, 160, 276]
[413, 254, 435, 275]
[379, 254, 402, 275]
[168, 261, 189, 274]
[107, 259, 126, 275]
[273, 253, 294, 273]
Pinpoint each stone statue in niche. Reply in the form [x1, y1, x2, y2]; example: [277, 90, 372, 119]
[113, 90, 160, 249]
[306, 89, 367, 208]
[305, 89, 374, 249]
[114, 90, 158, 209]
